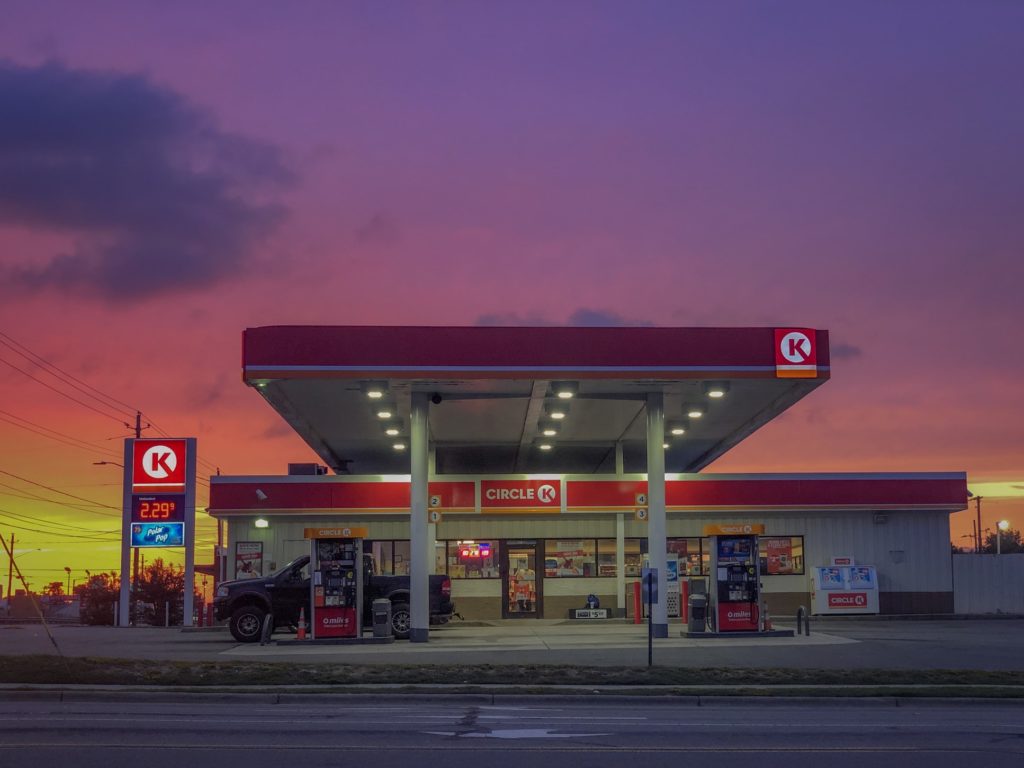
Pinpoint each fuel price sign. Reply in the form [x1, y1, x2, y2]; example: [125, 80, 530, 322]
[131, 495, 186, 523]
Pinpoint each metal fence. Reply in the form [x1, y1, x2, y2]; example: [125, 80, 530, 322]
[953, 553, 1024, 614]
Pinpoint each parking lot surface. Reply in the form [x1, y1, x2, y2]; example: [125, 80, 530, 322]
[1, 617, 1022, 669]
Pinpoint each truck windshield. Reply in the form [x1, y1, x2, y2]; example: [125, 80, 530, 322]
[269, 556, 309, 580]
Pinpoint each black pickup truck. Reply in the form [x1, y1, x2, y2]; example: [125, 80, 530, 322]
[214, 554, 454, 642]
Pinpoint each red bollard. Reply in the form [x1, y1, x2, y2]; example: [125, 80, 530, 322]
[632, 580, 642, 624]
[681, 581, 689, 623]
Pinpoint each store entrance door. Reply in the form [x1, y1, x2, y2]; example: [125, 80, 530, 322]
[502, 540, 541, 618]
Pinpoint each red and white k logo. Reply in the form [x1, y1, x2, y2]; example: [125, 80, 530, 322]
[132, 439, 188, 492]
[774, 328, 818, 378]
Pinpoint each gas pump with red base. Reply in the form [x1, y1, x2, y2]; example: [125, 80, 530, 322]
[705, 524, 765, 632]
[306, 527, 367, 639]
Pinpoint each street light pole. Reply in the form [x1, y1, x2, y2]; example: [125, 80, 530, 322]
[997, 520, 1010, 555]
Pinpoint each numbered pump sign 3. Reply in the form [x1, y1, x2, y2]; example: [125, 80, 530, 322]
[120, 438, 198, 627]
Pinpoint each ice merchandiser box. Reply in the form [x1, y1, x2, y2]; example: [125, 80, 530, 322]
[810, 562, 880, 615]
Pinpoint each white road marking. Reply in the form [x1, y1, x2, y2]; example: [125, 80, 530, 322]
[424, 729, 611, 739]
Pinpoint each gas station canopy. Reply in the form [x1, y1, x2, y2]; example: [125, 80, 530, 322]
[243, 325, 830, 475]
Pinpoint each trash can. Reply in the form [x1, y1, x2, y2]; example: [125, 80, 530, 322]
[687, 594, 707, 633]
[372, 598, 392, 638]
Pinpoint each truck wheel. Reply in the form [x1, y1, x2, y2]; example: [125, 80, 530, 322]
[390, 602, 411, 640]
[229, 605, 268, 643]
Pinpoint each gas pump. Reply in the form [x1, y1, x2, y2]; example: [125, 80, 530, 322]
[306, 527, 367, 639]
[705, 524, 765, 632]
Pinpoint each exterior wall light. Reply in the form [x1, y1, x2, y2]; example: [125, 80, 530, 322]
[383, 419, 404, 437]
[552, 381, 579, 399]
[393, 442, 407, 451]
[534, 440, 554, 451]
[685, 404, 704, 419]
[254, 518, 269, 529]
[703, 381, 730, 399]
[375, 402, 396, 419]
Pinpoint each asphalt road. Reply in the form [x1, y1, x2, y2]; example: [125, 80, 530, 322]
[0, 696, 1021, 767]
[2, 618, 1023, 670]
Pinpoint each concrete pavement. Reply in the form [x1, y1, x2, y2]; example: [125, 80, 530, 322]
[1, 617, 1022, 669]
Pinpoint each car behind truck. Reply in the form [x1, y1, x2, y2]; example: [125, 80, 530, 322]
[214, 554, 454, 642]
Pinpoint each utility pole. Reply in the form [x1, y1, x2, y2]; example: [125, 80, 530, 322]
[973, 496, 984, 553]
[132, 411, 143, 615]
[5, 532, 12, 600]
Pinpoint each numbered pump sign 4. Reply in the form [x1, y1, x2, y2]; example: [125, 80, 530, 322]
[119, 438, 198, 627]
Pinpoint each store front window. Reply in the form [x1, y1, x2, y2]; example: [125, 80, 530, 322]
[624, 538, 648, 577]
[597, 539, 617, 576]
[543, 539, 597, 577]
[446, 540, 500, 578]
[668, 537, 703, 575]
[759, 536, 804, 575]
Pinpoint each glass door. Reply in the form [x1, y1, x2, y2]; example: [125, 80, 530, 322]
[502, 540, 541, 618]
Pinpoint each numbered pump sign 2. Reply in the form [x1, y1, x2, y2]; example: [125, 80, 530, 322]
[119, 438, 198, 627]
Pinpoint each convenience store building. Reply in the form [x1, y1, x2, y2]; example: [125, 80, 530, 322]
[207, 325, 967, 640]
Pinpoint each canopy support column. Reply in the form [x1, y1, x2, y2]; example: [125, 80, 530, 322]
[646, 391, 668, 638]
[410, 391, 429, 642]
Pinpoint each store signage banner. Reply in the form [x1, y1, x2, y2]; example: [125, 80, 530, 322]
[774, 328, 817, 378]
[131, 522, 184, 548]
[828, 592, 868, 609]
[481, 479, 560, 509]
[132, 438, 188, 493]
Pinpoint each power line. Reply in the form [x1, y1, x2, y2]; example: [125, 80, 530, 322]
[0, 410, 123, 461]
[0, 333, 225, 474]
[0, 518, 119, 541]
[0, 331, 138, 416]
[0, 507, 119, 534]
[144, 413, 222, 475]
[0, 484, 119, 517]
[0, 470, 120, 516]
[0, 355, 132, 425]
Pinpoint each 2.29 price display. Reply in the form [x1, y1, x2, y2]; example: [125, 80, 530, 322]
[131, 494, 186, 523]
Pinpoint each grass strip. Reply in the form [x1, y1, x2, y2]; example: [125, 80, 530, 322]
[2, 655, 1023, 691]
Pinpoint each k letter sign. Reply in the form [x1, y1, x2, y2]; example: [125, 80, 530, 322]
[132, 439, 188, 493]
[774, 328, 817, 378]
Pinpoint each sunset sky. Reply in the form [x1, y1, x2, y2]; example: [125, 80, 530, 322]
[1, 2, 1022, 597]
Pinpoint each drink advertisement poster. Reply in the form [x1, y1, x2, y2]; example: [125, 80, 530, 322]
[765, 537, 794, 574]
[235, 541, 263, 578]
[818, 566, 845, 590]
[848, 566, 876, 589]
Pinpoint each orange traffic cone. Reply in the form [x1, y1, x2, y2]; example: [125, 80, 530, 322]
[296, 606, 307, 640]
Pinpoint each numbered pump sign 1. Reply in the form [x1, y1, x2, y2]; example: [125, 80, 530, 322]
[120, 437, 198, 627]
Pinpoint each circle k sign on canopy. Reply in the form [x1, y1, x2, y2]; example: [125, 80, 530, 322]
[132, 438, 188, 493]
[482, 480, 561, 509]
[774, 328, 818, 379]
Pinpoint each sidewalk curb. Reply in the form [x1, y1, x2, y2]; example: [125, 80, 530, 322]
[3, 685, 1023, 706]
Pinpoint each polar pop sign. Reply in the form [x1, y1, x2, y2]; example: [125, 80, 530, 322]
[132, 439, 188, 493]
[774, 328, 817, 379]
